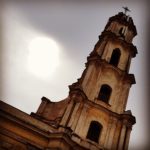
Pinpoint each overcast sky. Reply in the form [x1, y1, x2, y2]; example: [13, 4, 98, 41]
[0, 0, 149, 149]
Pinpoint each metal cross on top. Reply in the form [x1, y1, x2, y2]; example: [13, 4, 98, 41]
[122, 7, 131, 15]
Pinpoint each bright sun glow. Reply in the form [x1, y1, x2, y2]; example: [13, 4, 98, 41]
[28, 37, 60, 79]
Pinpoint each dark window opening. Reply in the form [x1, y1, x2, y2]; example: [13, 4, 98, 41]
[119, 27, 123, 34]
[86, 121, 102, 143]
[98, 84, 112, 103]
[109, 48, 121, 67]
[119, 27, 125, 38]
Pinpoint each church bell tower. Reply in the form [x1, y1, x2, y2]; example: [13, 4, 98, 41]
[34, 11, 137, 150]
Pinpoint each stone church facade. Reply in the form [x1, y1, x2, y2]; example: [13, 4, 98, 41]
[0, 12, 137, 150]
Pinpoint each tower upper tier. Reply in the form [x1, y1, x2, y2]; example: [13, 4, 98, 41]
[89, 12, 137, 73]
[104, 12, 137, 43]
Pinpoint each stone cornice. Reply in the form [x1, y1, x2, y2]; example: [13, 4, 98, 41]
[0, 100, 55, 134]
[86, 58, 136, 85]
[100, 31, 138, 57]
[121, 112, 136, 126]
[68, 81, 136, 126]
[84, 98, 136, 126]
[69, 82, 88, 102]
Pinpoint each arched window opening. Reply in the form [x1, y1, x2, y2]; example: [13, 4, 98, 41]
[98, 84, 112, 103]
[109, 48, 121, 67]
[86, 121, 102, 143]
[119, 27, 123, 34]
[119, 27, 125, 38]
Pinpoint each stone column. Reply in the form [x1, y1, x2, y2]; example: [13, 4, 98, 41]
[124, 127, 132, 150]
[118, 124, 127, 150]
[68, 102, 80, 129]
[105, 117, 117, 149]
[104, 117, 112, 147]
[74, 104, 88, 134]
[60, 100, 75, 126]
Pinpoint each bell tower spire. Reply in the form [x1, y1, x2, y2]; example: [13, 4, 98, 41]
[34, 11, 137, 150]
[63, 11, 137, 149]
